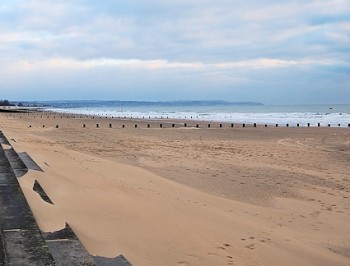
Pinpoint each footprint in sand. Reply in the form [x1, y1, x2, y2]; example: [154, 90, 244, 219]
[215, 244, 235, 265]
[246, 244, 255, 250]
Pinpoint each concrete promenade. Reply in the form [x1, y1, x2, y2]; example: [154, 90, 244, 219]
[0, 131, 130, 265]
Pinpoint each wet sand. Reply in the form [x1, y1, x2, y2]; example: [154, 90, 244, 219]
[1, 112, 349, 265]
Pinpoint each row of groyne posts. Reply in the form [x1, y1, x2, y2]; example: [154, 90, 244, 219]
[66, 122, 350, 129]
[6, 112, 350, 128]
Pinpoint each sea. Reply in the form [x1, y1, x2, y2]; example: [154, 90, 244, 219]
[36, 100, 350, 127]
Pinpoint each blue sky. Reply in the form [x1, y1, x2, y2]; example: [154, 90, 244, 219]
[0, 0, 349, 104]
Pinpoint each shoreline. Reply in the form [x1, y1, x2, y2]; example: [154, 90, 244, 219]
[5, 109, 350, 128]
[3, 103, 349, 127]
[0, 112, 349, 265]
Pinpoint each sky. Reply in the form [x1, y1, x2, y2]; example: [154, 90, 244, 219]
[0, 0, 349, 104]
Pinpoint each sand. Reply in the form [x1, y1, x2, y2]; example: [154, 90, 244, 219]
[0, 112, 349, 265]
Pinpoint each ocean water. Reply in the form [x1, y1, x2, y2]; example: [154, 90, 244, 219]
[43, 101, 350, 127]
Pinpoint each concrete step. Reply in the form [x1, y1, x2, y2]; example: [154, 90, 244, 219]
[3, 147, 28, 178]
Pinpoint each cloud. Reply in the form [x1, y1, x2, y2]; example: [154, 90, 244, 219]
[1, 0, 348, 60]
[0, 0, 349, 103]
[5, 56, 347, 75]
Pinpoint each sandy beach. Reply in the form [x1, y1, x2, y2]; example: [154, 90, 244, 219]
[0, 112, 349, 265]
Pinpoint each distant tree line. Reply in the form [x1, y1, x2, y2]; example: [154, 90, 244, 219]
[0, 100, 24, 106]
[0, 100, 12, 106]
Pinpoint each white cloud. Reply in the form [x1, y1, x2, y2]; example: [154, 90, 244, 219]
[4, 56, 346, 75]
[0, 0, 349, 103]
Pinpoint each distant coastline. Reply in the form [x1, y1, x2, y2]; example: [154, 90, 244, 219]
[15, 100, 264, 109]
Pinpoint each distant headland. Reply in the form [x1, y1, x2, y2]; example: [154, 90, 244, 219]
[11, 100, 264, 108]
